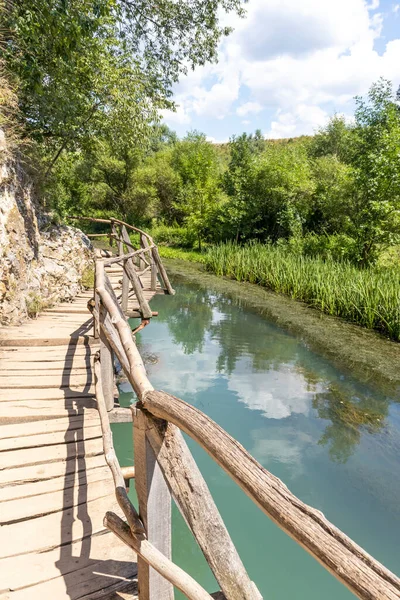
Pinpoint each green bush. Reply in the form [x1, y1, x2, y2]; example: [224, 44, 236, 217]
[158, 247, 206, 262]
[278, 233, 359, 263]
[26, 293, 45, 318]
[80, 266, 95, 289]
[149, 224, 197, 248]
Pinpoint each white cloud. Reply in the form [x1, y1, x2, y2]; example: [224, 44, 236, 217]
[236, 101, 263, 116]
[159, 104, 191, 125]
[161, 0, 400, 136]
[206, 135, 228, 143]
[250, 427, 315, 479]
[393, 3, 400, 13]
[191, 73, 240, 119]
[267, 104, 329, 139]
[241, 120, 251, 125]
[226, 0, 379, 61]
[227, 359, 320, 420]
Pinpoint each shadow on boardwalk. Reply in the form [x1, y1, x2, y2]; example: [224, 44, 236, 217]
[56, 321, 137, 599]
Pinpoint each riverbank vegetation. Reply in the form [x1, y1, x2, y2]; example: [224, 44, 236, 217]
[204, 243, 400, 341]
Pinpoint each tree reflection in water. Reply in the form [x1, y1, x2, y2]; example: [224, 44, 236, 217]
[152, 280, 394, 463]
[312, 384, 387, 463]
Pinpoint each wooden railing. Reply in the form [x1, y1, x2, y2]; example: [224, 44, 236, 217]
[73, 216, 400, 599]
[67, 216, 175, 309]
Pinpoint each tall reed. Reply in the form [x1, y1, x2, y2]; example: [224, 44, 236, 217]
[205, 242, 400, 341]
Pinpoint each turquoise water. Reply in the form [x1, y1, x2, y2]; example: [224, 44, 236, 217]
[113, 278, 400, 599]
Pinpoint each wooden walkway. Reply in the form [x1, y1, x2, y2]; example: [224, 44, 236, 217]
[0, 260, 163, 599]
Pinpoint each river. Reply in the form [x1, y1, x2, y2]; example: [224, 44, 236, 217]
[112, 270, 400, 599]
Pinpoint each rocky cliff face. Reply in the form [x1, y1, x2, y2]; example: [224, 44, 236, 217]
[0, 152, 93, 325]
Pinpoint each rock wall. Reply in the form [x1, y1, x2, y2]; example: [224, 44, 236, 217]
[0, 154, 93, 325]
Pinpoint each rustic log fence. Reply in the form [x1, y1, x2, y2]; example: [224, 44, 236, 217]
[69, 215, 400, 600]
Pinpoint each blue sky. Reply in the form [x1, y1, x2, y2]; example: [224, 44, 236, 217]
[160, 0, 400, 141]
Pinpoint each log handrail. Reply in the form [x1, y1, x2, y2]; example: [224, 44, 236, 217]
[66, 214, 155, 245]
[141, 391, 400, 600]
[67, 214, 174, 297]
[84, 216, 400, 600]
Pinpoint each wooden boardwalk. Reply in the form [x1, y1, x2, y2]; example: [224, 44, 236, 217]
[0, 261, 162, 599]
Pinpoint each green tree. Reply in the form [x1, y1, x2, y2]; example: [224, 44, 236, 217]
[308, 155, 355, 235]
[223, 133, 260, 241]
[311, 114, 355, 163]
[351, 78, 400, 265]
[1, 0, 243, 171]
[252, 142, 315, 241]
[172, 131, 224, 249]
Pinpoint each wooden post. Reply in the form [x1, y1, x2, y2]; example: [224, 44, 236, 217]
[117, 226, 123, 257]
[119, 227, 153, 319]
[93, 265, 100, 339]
[151, 247, 175, 295]
[121, 259, 129, 313]
[111, 221, 123, 256]
[133, 407, 173, 600]
[141, 235, 157, 291]
[150, 254, 157, 291]
[140, 234, 148, 270]
[99, 304, 115, 412]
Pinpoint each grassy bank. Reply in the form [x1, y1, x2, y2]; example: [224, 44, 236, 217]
[204, 242, 400, 342]
[157, 246, 206, 263]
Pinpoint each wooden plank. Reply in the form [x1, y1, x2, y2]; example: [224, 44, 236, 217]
[0, 336, 93, 347]
[0, 402, 95, 420]
[0, 422, 101, 451]
[0, 345, 98, 356]
[0, 387, 95, 401]
[109, 407, 132, 423]
[0, 535, 137, 600]
[0, 355, 96, 367]
[0, 412, 100, 439]
[0, 531, 137, 597]
[44, 307, 91, 314]
[0, 452, 106, 486]
[0, 317, 93, 332]
[0, 436, 104, 470]
[1, 475, 114, 524]
[143, 391, 400, 600]
[28, 313, 93, 321]
[0, 373, 93, 389]
[0, 494, 122, 558]
[133, 408, 173, 600]
[0, 464, 109, 502]
[0, 557, 137, 600]
[0, 364, 90, 372]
